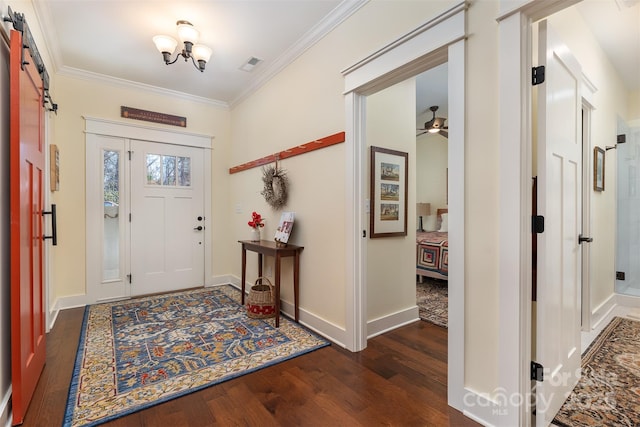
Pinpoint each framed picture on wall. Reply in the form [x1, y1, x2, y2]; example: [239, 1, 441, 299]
[594, 146, 605, 191]
[370, 146, 408, 238]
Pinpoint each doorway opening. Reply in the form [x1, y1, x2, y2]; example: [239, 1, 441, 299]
[342, 2, 466, 410]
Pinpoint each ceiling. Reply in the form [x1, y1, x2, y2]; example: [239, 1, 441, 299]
[30, 0, 359, 107]
[5, 1, 638, 111]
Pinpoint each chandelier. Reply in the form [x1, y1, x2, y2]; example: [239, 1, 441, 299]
[153, 20, 213, 72]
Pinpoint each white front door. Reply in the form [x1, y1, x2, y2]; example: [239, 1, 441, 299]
[535, 19, 583, 426]
[130, 140, 205, 296]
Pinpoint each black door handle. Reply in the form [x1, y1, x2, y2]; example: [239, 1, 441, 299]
[42, 204, 57, 246]
[578, 234, 593, 244]
[194, 225, 203, 231]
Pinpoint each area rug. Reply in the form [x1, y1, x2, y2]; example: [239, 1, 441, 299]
[416, 278, 448, 328]
[62, 285, 329, 427]
[553, 316, 640, 426]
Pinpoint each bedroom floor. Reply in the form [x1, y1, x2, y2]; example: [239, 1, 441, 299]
[416, 277, 448, 328]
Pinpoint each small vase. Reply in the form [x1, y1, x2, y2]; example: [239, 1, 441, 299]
[250, 228, 261, 242]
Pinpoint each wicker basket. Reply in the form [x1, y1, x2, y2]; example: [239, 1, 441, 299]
[246, 277, 276, 319]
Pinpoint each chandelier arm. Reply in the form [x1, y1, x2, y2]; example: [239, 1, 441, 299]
[165, 54, 181, 66]
[190, 56, 205, 72]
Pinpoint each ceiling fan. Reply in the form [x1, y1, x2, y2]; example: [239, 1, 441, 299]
[417, 105, 448, 138]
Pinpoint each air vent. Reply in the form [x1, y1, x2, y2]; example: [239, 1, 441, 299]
[239, 57, 263, 72]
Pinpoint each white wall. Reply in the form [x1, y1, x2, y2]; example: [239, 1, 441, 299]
[365, 78, 417, 323]
[416, 132, 448, 213]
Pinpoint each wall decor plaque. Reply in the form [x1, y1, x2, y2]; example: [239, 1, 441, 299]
[121, 106, 186, 127]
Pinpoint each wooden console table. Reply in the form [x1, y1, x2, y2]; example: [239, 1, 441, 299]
[239, 240, 304, 327]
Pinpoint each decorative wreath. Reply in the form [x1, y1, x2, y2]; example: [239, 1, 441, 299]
[261, 164, 289, 209]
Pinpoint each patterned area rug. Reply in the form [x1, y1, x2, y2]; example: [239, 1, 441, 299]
[553, 316, 640, 426]
[63, 285, 329, 427]
[416, 278, 448, 328]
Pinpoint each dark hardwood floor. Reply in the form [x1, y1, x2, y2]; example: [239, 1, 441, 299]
[21, 308, 480, 426]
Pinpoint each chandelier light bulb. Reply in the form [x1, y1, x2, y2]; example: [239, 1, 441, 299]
[152, 35, 178, 54]
[176, 20, 199, 44]
[192, 44, 213, 63]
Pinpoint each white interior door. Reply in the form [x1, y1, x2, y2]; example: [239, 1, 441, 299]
[535, 19, 583, 426]
[130, 140, 205, 296]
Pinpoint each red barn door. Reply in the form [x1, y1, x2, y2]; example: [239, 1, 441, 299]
[10, 29, 47, 425]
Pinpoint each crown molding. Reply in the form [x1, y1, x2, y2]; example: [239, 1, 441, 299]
[58, 66, 229, 108]
[229, 0, 369, 108]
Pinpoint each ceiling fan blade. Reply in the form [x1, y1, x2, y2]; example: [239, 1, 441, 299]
[416, 131, 428, 137]
[440, 130, 449, 138]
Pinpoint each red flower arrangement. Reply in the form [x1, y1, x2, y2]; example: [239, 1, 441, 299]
[248, 211, 265, 229]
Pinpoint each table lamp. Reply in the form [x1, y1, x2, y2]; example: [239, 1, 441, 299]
[416, 203, 431, 232]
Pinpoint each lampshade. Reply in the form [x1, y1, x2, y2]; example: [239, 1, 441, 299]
[176, 21, 199, 44]
[192, 44, 213, 63]
[153, 35, 178, 54]
[416, 203, 431, 217]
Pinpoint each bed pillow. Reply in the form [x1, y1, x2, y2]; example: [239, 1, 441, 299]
[438, 213, 449, 232]
[423, 214, 438, 231]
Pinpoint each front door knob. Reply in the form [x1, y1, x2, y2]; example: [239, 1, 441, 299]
[194, 225, 203, 231]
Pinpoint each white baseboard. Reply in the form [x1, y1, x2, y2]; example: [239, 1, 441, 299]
[279, 298, 348, 347]
[617, 293, 640, 308]
[590, 293, 617, 331]
[366, 305, 419, 339]
[209, 274, 240, 287]
[0, 386, 11, 427]
[459, 386, 509, 427]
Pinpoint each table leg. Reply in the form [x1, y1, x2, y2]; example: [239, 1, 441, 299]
[241, 246, 247, 305]
[258, 253, 263, 278]
[294, 252, 300, 322]
[274, 253, 281, 327]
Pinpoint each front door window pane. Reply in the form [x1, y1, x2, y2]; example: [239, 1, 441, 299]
[178, 156, 191, 187]
[163, 156, 176, 186]
[103, 150, 120, 281]
[146, 154, 162, 185]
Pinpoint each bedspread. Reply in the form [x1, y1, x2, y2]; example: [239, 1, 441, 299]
[416, 231, 448, 278]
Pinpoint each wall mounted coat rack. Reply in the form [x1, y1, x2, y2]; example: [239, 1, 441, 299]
[229, 131, 345, 174]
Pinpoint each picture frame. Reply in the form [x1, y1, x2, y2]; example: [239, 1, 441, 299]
[370, 146, 408, 238]
[274, 211, 295, 244]
[594, 146, 605, 191]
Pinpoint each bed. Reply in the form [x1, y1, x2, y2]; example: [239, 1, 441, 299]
[416, 208, 448, 281]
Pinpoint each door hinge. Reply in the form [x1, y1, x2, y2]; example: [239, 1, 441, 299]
[531, 361, 544, 382]
[532, 215, 544, 234]
[532, 66, 545, 85]
[126, 274, 132, 284]
[129, 213, 132, 222]
[616, 271, 626, 280]
[128, 150, 133, 160]
[617, 134, 626, 144]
